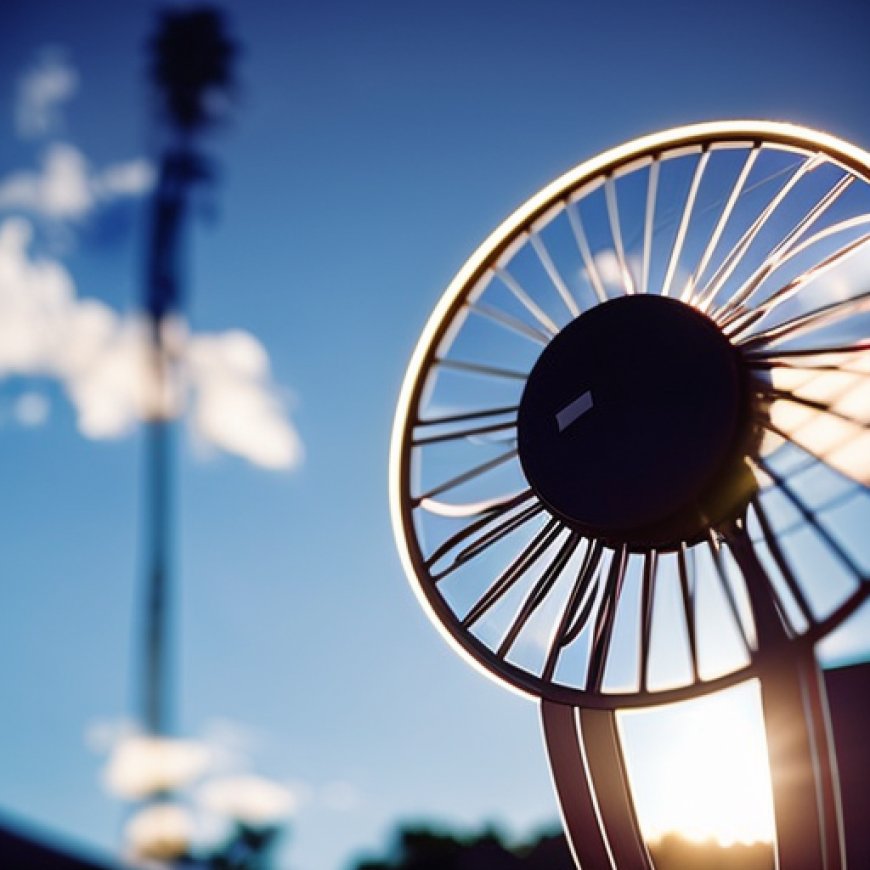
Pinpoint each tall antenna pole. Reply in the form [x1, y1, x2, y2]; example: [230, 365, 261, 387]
[140, 5, 236, 736]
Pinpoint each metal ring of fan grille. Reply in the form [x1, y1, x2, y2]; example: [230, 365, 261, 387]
[390, 121, 870, 709]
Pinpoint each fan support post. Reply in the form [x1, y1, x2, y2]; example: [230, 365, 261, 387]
[542, 701, 652, 870]
[758, 650, 845, 870]
[729, 522, 846, 870]
[543, 662, 845, 870]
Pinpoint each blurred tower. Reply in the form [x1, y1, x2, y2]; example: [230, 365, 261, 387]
[140, 2, 237, 739]
[121, 9, 237, 863]
[121, 14, 293, 866]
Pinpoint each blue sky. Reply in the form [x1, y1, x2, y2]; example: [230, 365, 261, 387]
[1, 1, 870, 869]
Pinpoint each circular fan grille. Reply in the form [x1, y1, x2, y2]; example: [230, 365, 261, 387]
[390, 122, 870, 709]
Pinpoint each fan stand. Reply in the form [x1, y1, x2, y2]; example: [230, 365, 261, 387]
[542, 701, 650, 869]
[542, 518, 845, 870]
[728, 520, 844, 870]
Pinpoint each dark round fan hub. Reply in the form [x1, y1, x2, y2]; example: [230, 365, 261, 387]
[517, 295, 754, 549]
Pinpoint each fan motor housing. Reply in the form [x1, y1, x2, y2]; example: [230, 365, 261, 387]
[517, 295, 757, 550]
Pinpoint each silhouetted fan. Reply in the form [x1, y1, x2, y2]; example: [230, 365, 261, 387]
[390, 122, 869, 870]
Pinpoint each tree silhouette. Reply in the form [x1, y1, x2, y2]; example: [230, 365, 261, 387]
[353, 825, 574, 870]
[351, 824, 774, 870]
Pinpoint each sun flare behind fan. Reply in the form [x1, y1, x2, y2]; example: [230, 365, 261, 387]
[620, 682, 775, 849]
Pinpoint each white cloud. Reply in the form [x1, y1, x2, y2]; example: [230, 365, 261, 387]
[586, 249, 647, 296]
[16, 50, 79, 139]
[0, 218, 302, 469]
[593, 249, 623, 289]
[104, 734, 212, 800]
[124, 802, 193, 862]
[0, 144, 154, 221]
[95, 158, 155, 199]
[14, 391, 50, 426]
[188, 331, 302, 469]
[198, 775, 298, 826]
[90, 716, 302, 844]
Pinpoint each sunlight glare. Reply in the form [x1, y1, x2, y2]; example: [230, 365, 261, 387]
[618, 681, 775, 847]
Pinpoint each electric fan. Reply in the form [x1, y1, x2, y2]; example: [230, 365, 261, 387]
[390, 121, 870, 869]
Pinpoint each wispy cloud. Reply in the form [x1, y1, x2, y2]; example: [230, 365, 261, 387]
[0, 143, 154, 221]
[88, 714, 363, 867]
[6, 52, 153, 224]
[1, 51, 302, 469]
[0, 218, 302, 469]
[198, 775, 297, 825]
[15, 49, 79, 140]
[124, 802, 194, 862]
[104, 734, 212, 800]
[187, 330, 302, 469]
[13, 391, 50, 427]
[89, 716, 302, 855]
